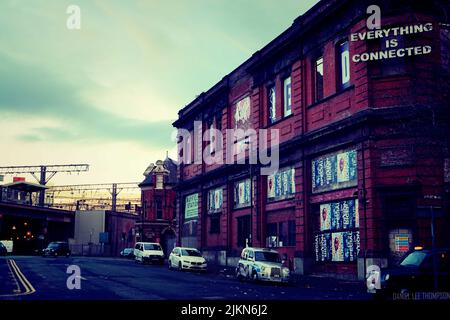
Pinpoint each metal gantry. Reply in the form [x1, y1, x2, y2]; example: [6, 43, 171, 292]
[0, 164, 89, 206]
[48, 182, 141, 212]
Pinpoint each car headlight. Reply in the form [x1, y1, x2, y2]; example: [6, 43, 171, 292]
[261, 266, 266, 272]
[385, 274, 390, 281]
[282, 267, 290, 275]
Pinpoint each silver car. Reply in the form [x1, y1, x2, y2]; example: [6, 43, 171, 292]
[236, 247, 290, 283]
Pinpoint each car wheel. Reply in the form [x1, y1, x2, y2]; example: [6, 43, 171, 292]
[252, 271, 259, 282]
[168, 260, 173, 270]
[178, 262, 182, 271]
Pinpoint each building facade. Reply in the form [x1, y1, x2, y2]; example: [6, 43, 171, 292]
[173, 0, 450, 279]
[138, 158, 177, 255]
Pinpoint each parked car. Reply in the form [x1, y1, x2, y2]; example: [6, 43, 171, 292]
[42, 241, 71, 257]
[236, 247, 290, 283]
[134, 242, 164, 264]
[120, 248, 134, 259]
[368, 247, 450, 298]
[168, 247, 207, 272]
[0, 242, 7, 256]
[0, 240, 13, 254]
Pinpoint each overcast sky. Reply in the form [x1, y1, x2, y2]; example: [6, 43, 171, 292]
[0, 0, 319, 186]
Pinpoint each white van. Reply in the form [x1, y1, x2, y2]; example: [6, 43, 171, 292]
[134, 242, 164, 264]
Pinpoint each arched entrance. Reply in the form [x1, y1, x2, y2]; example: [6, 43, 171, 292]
[161, 227, 176, 257]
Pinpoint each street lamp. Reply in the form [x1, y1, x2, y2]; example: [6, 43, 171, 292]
[424, 194, 442, 291]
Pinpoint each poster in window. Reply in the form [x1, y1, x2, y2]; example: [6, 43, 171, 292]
[344, 232, 355, 262]
[315, 233, 331, 262]
[337, 152, 349, 183]
[332, 232, 344, 262]
[235, 179, 250, 207]
[267, 175, 275, 199]
[184, 193, 199, 220]
[208, 188, 223, 213]
[320, 203, 331, 231]
[348, 150, 357, 181]
[331, 202, 342, 230]
[234, 96, 251, 130]
[312, 149, 357, 193]
[354, 231, 360, 258]
[324, 156, 336, 186]
[267, 168, 295, 201]
[341, 200, 351, 229]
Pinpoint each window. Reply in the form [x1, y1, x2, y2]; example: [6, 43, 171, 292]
[268, 85, 276, 124]
[155, 198, 163, 219]
[314, 199, 360, 263]
[283, 77, 292, 117]
[338, 41, 350, 89]
[267, 167, 295, 202]
[208, 187, 223, 213]
[237, 215, 251, 247]
[155, 175, 164, 189]
[266, 220, 296, 247]
[234, 179, 251, 209]
[314, 56, 324, 102]
[210, 215, 220, 234]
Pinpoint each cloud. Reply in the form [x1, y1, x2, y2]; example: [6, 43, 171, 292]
[0, 52, 174, 149]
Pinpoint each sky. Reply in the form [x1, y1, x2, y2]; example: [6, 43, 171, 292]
[0, 0, 319, 186]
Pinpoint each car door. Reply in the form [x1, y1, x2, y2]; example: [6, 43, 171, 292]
[246, 250, 255, 277]
[237, 249, 247, 277]
[134, 243, 141, 260]
[172, 248, 180, 266]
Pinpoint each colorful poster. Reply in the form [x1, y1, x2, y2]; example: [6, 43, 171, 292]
[315, 231, 359, 263]
[322, 199, 358, 231]
[267, 168, 295, 201]
[331, 202, 342, 230]
[184, 193, 199, 219]
[354, 199, 359, 228]
[332, 232, 344, 262]
[234, 96, 251, 130]
[315, 233, 331, 262]
[337, 152, 350, 183]
[320, 203, 331, 231]
[341, 200, 351, 229]
[235, 179, 250, 207]
[348, 150, 357, 181]
[208, 187, 223, 213]
[395, 234, 410, 252]
[312, 149, 357, 193]
[267, 175, 275, 198]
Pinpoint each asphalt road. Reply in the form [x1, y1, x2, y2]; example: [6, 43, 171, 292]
[0, 256, 370, 300]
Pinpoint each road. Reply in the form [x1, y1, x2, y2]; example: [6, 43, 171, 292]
[0, 256, 370, 300]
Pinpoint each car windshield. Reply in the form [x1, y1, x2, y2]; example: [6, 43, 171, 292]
[400, 251, 428, 267]
[144, 244, 161, 251]
[181, 249, 202, 257]
[124, 248, 132, 253]
[255, 251, 281, 263]
[48, 243, 60, 248]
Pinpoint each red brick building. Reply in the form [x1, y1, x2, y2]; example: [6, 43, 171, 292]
[173, 0, 450, 279]
[138, 158, 177, 255]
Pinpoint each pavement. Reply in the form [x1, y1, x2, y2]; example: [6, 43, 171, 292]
[0, 255, 371, 300]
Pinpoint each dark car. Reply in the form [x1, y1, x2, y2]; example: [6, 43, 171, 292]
[0, 242, 7, 256]
[120, 248, 134, 259]
[371, 248, 450, 298]
[42, 241, 71, 257]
